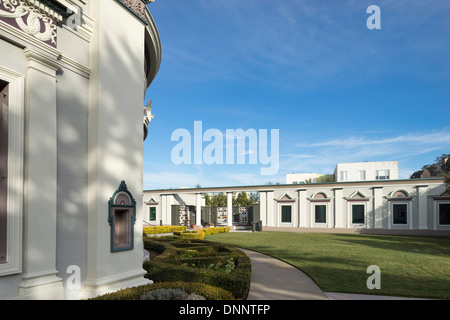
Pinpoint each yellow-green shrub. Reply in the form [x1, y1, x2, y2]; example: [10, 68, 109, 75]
[143, 225, 186, 235]
[89, 281, 235, 300]
[143, 238, 251, 299]
[200, 227, 230, 235]
[173, 230, 206, 240]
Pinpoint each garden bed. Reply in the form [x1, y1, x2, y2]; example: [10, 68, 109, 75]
[142, 237, 251, 300]
[90, 237, 251, 300]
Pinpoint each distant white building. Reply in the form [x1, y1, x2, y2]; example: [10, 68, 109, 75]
[286, 161, 399, 184]
[334, 161, 399, 182]
[286, 173, 323, 184]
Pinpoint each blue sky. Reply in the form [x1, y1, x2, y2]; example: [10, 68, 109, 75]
[143, 0, 450, 190]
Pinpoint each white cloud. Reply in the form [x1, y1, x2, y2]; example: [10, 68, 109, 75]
[281, 128, 450, 179]
[295, 129, 450, 148]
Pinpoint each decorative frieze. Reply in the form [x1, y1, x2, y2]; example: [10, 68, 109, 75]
[117, 0, 153, 24]
[0, 0, 65, 48]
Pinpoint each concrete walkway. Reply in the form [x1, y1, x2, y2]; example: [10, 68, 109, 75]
[240, 249, 328, 300]
[240, 248, 430, 300]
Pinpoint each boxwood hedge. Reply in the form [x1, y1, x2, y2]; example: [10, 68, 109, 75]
[89, 281, 235, 300]
[143, 238, 251, 300]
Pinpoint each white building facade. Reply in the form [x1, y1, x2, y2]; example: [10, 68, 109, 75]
[0, 0, 161, 300]
[334, 161, 399, 182]
[144, 178, 450, 234]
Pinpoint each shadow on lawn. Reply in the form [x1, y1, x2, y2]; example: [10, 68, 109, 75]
[234, 243, 450, 299]
[331, 233, 450, 257]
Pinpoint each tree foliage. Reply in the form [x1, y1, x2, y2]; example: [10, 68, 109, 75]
[232, 192, 253, 207]
[205, 192, 259, 207]
[205, 193, 226, 207]
[410, 154, 450, 179]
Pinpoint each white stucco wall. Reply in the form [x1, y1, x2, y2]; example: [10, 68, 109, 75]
[145, 179, 449, 233]
[335, 161, 399, 182]
[0, 0, 160, 300]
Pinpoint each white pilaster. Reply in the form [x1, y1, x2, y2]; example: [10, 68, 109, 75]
[373, 187, 383, 228]
[297, 189, 307, 227]
[259, 191, 267, 227]
[333, 188, 344, 228]
[196, 193, 202, 226]
[20, 48, 63, 299]
[227, 192, 233, 227]
[166, 194, 174, 225]
[267, 191, 274, 227]
[417, 185, 429, 230]
[161, 195, 167, 224]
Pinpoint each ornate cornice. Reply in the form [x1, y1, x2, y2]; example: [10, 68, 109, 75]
[115, 0, 153, 25]
[0, 0, 72, 47]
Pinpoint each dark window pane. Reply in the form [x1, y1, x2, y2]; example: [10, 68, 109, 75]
[281, 206, 292, 223]
[315, 205, 326, 223]
[393, 204, 407, 224]
[352, 205, 365, 224]
[439, 204, 450, 225]
[149, 207, 156, 221]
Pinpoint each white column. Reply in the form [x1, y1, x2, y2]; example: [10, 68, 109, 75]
[166, 194, 174, 225]
[333, 188, 344, 228]
[373, 187, 383, 229]
[259, 191, 267, 227]
[161, 195, 167, 225]
[292, 196, 298, 228]
[267, 191, 274, 227]
[297, 189, 307, 227]
[416, 185, 429, 230]
[19, 48, 63, 299]
[196, 193, 202, 226]
[227, 192, 233, 227]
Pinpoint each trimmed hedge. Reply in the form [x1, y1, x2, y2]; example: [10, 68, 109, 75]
[173, 230, 206, 240]
[89, 281, 235, 300]
[143, 238, 251, 300]
[200, 227, 230, 235]
[143, 226, 229, 240]
[143, 225, 186, 235]
[172, 227, 230, 240]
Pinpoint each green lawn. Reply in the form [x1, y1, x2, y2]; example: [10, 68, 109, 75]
[205, 231, 450, 299]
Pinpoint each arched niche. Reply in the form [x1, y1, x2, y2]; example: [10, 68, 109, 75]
[108, 181, 136, 252]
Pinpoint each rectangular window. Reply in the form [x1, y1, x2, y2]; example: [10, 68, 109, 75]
[439, 203, 450, 225]
[315, 205, 326, 223]
[352, 205, 365, 224]
[358, 170, 366, 181]
[340, 171, 347, 181]
[149, 207, 156, 221]
[281, 205, 292, 223]
[0, 80, 8, 264]
[376, 170, 390, 180]
[393, 204, 408, 225]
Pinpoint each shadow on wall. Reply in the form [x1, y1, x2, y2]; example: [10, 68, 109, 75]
[51, 4, 154, 299]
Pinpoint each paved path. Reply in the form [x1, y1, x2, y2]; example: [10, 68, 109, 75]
[240, 248, 430, 300]
[240, 249, 328, 300]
